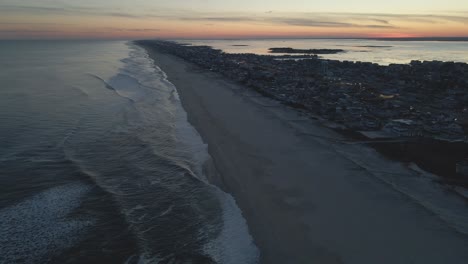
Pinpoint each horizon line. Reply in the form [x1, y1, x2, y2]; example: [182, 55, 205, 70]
[2, 36, 468, 41]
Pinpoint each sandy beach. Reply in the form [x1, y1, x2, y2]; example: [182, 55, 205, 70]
[142, 46, 468, 264]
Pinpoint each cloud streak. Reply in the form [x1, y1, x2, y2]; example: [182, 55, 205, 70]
[2, 3, 468, 25]
[175, 14, 399, 29]
[104, 27, 160, 32]
[0, 29, 59, 33]
[0, 2, 467, 38]
[267, 17, 398, 28]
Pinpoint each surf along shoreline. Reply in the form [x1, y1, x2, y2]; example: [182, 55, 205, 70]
[138, 41, 468, 264]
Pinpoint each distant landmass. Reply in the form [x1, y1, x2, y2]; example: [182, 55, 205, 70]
[354, 45, 393, 48]
[269, 47, 345, 54]
[372, 37, 468, 41]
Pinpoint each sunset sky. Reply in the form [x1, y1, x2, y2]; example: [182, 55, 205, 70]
[1, 0, 467, 39]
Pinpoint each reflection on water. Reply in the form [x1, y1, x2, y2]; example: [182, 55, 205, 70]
[181, 39, 468, 65]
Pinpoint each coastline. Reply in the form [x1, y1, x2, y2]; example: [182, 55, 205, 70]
[141, 44, 468, 263]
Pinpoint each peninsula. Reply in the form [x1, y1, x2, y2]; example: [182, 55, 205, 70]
[136, 40, 468, 183]
[138, 41, 468, 143]
[137, 40, 468, 264]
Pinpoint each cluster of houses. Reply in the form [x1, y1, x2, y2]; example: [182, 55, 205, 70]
[138, 40, 468, 143]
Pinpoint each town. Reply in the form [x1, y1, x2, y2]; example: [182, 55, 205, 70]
[138, 40, 468, 143]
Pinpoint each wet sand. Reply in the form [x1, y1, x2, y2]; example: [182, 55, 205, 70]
[142, 46, 468, 264]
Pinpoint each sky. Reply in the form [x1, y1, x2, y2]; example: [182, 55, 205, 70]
[0, 0, 467, 39]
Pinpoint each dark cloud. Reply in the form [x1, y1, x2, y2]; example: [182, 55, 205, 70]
[104, 28, 160, 32]
[179, 16, 256, 22]
[271, 18, 352, 27]
[0, 5, 67, 12]
[0, 4, 147, 18]
[152, 11, 468, 29]
[175, 16, 398, 29]
[104, 12, 143, 18]
[319, 12, 468, 24]
[171, 11, 468, 27]
[0, 29, 58, 33]
[425, 14, 468, 23]
[270, 18, 397, 28]
[0, 22, 70, 25]
[371, 18, 390, 24]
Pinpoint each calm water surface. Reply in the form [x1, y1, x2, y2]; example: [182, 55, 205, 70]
[184, 39, 468, 65]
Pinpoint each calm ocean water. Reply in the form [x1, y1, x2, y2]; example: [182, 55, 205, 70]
[184, 39, 468, 65]
[0, 40, 258, 264]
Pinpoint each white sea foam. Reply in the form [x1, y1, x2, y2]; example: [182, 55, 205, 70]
[125, 43, 211, 180]
[203, 188, 260, 264]
[117, 43, 260, 263]
[0, 183, 93, 263]
[124, 254, 161, 264]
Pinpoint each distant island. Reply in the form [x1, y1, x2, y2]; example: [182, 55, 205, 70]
[232, 44, 249, 46]
[372, 37, 468, 42]
[269, 47, 345, 54]
[354, 45, 393, 48]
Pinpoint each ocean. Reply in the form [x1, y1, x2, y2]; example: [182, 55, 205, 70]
[183, 39, 468, 65]
[0, 40, 259, 264]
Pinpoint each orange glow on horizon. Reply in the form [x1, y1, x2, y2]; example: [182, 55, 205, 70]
[1, 10, 467, 40]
